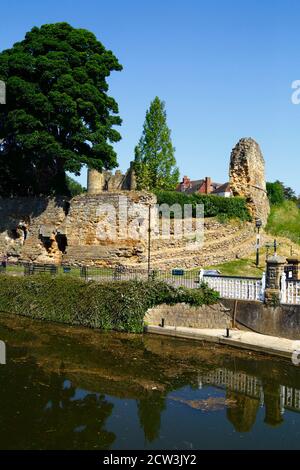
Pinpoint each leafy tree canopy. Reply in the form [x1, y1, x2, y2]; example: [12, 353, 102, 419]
[266, 181, 285, 205]
[66, 175, 85, 197]
[0, 22, 122, 196]
[134, 97, 179, 190]
[267, 180, 296, 205]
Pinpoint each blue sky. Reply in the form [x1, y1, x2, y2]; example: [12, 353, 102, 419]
[1, 0, 300, 192]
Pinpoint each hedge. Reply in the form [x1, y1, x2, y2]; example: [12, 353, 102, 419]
[0, 276, 219, 333]
[154, 190, 251, 221]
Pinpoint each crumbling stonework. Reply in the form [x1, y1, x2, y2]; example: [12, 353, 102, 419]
[87, 162, 137, 194]
[0, 197, 68, 264]
[229, 138, 270, 225]
[0, 193, 155, 266]
[62, 192, 155, 266]
[0, 193, 257, 268]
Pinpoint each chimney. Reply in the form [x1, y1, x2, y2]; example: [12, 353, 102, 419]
[205, 177, 212, 194]
[181, 176, 191, 191]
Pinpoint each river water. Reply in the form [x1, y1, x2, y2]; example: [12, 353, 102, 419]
[0, 314, 300, 450]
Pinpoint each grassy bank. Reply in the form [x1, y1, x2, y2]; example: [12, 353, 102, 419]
[0, 275, 219, 333]
[205, 258, 264, 277]
[266, 200, 300, 245]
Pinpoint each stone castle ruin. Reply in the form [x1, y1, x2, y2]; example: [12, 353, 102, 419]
[0, 137, 270, 267]
[229, 137, 270, 225]
[87, 162, 137, 194]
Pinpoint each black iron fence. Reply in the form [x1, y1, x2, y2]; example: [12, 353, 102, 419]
[0, 261, 200, 289]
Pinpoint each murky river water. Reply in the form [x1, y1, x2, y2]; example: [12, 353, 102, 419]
[0, 314, 300, 450]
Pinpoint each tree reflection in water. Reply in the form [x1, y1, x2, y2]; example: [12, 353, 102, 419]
[0, 315, 300, 449]
[0, 353, 115, 449]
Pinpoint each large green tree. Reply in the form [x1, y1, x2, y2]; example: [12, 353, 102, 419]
[0, 22, 122, 196]
[134, 97, 179, 190]
[267, 180, 297, 205]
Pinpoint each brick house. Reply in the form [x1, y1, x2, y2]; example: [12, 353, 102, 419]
[176, 176, 232, 197]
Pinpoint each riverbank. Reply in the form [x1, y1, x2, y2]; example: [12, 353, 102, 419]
[145, 325, 298, 360]
[0, 275, 219, 333]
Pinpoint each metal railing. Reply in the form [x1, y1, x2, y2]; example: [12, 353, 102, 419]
[0, 261, 267, 300]
[0, 261, 200, 289]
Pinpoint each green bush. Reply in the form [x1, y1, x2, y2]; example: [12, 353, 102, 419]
[0, 276, 219, 333]
[266, 181, 285, 206]
[154, 190, 251, 221]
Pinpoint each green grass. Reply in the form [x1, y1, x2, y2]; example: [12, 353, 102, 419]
[205, 258, 264, 277]
[266, 200, 300, 245]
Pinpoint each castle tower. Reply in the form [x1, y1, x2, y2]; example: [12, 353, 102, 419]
[87, 169, 104, 194]
[128, 161, 137, 190]
[229, 138, 270, 225]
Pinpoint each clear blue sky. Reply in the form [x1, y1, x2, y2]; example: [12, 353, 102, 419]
[1, 0, 300, 192]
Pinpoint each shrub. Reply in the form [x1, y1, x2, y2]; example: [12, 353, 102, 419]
[0, 276, 220, 333]
[154, 190, 251, 221]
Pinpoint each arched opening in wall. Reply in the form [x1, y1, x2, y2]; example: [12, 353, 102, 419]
[8, 225, 28, 242]
[64, 201, 70, 216]
[8, 229, 19, 240]
[40, 236, 53, 253]
[19, 225, 28, 241]
[56, 234, 68, 253]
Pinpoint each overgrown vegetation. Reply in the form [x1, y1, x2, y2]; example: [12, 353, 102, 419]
[154, 190, 251, 220]
[0, 276, 219, 333]
[266, 200, 300, 244]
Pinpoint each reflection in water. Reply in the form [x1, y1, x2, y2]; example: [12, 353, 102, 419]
[227, 393, 260, 433]
[198, 367, 300, 430]
[138, 396, 166, 443]
[0, 314, 300, 449]
[0, 354, 115, 449]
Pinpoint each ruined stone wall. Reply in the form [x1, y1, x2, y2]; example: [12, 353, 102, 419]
[229, 138, 270, 225]
[87, 162, 137, 194]
[0, 193, 154, 266]
[62, 192, 154, 266]
[0, 194, 257, 268]
[0, 197, 68, 263]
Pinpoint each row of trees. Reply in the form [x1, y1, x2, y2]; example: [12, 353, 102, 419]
[0, 22, 179, 196]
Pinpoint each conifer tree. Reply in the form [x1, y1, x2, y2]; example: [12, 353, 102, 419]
[134, 97, 179, 190]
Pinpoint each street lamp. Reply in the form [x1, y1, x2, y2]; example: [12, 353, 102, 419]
[255, 218, 262, 267]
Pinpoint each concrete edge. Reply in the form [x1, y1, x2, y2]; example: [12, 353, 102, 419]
[144, 325, 293, 360]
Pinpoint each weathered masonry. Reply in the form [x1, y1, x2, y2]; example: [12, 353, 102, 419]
[0, 193, 155, 266]
[229, 137, 270, 225]
[0, 194, 257, 268]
